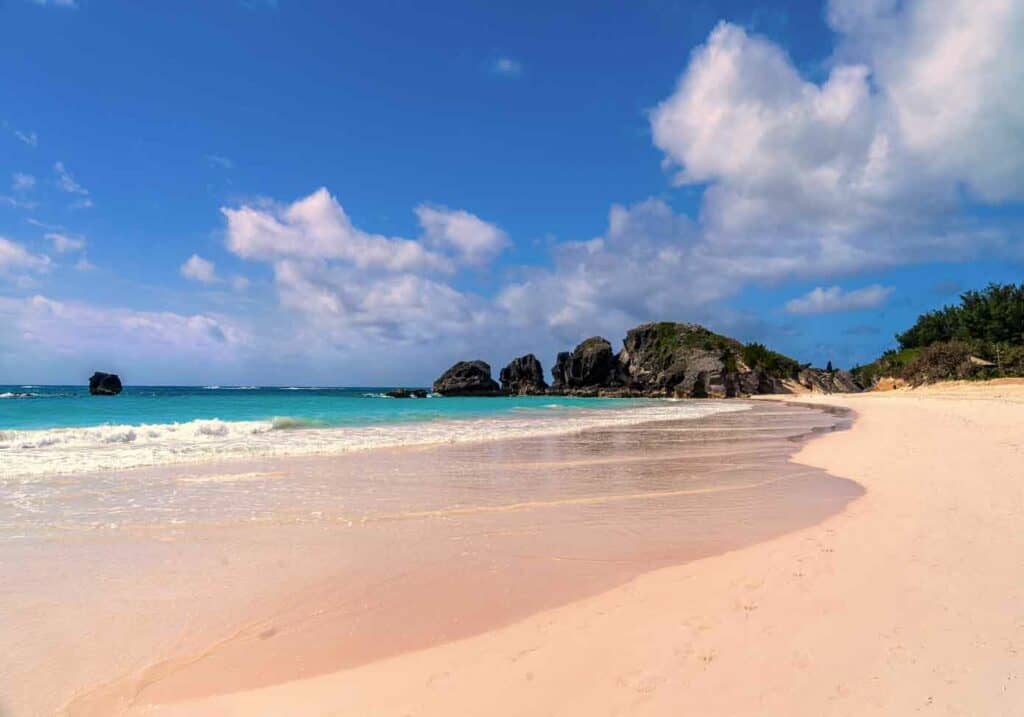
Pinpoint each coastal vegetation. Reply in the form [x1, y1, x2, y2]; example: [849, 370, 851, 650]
[852, 283, 1024, 386]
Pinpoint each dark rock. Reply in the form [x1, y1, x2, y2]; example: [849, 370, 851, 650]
[89, 372, 123, 396]
[618, 322, 742, 398]
[499, 354, 547, 395]
[385, 388, 429, 398]
[550, 337, 622, 390]
[432, 360, 503, 396]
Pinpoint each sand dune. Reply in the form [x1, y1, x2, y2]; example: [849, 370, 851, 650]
[139, 383, 1024, 715]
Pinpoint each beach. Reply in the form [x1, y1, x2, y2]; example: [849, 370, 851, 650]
[3, 383, 1022, 715]
[2, 399, 854, 716]
[117, 382, 1024, 715]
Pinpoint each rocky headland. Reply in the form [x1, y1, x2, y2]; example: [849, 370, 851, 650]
[434, 322, 861, 398]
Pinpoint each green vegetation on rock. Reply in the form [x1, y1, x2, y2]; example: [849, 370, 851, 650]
[740, 342, 800, 379]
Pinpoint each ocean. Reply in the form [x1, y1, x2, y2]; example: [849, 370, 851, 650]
[0, 385, 749, 478]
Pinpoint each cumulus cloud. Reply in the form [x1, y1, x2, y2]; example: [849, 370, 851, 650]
[223, 187, 453, 273]
[222, 188, 508, 344]
[785, 285, 894, 315]
[45, 232, 85, 253]
[180, 254, 218, 283]
[649, 0, 1023, 281]
[415, 204, 509, 266]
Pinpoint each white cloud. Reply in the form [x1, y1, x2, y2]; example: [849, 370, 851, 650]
[648, 1, 1024, 284]
[785, 284, 894, 315]
[0, 295, 245, 364]
[230, 275, 250, 291]
[491, 57, 523, 78]
[12, 129, 38, 147]
[0, 236, 50, 274]
[12, 173, 35, 192]
[180, 254, 218, 283]
[206, 154, 234, 169]
[54, 162, 92, 208]
[221, 188, 512, 346]
[415, 204, 509, 266]
[74, 257, 96, 272]
[45, 232, 85, 253]
[32, 0, 77, 6]
[223, 187, 453, 273]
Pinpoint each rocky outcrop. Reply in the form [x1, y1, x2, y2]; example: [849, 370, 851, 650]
[796, 368, 861, 394]
[385, 388, 428, 398]
[550, 337, 624, 394]
[430, 322, 862, 400]
[89, 372, 123, 396]
[499, 354, 547, 395]
[617, 322, 742, 398]
[432, 360, 503, 396]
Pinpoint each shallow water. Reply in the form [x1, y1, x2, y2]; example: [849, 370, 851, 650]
[0, 386, 745, 478]
[0, 401, 862, 716]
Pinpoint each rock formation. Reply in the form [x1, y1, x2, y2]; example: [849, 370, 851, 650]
[796, 368, 861, 394]
[385, 388, 428, 398]
[499, 354, 547, 395]
[618, 322, 742, 398]
[89, 372, 123, 396]
[550, 337, 624, 394]
[432, 360, 503, 396]
[432, 322, 861, 400]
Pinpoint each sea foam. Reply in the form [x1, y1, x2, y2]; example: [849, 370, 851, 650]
[0, 401, 750, 479]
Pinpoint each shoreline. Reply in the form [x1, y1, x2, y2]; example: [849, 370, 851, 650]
[113, 381, 1024, 715]
[1, 401, 856, 716]
[0, 396, 749, 479]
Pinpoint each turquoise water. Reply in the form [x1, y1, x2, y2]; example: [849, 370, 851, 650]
[0, 385, 652, 431]
[0, 385, 747, 479]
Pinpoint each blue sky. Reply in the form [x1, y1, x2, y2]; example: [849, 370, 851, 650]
[1, 0, 1022, 384]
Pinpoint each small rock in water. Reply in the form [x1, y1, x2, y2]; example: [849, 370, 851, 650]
[88, 372, 123, 396]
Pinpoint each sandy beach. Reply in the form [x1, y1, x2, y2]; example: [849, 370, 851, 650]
[2, 401, 856, 716]
[128, 382, 1024, 715]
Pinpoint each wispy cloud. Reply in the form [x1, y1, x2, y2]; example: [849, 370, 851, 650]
[12, 173, 36, 192]
[491, 57, 523, 78]
[45, 232, 86, 253]
[206, 154, 234, 170]
[3, 121, 39, 147]
[54, 162, 88, 195]
[785, 285, 894, 315]
[54, 162, 93, 208]
[32, 0, 78, 7]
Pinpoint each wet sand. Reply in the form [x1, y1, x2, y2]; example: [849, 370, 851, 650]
[135, 383, 1024, 717]
[0, 401, 859, 716]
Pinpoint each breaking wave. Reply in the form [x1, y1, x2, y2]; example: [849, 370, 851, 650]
[0, 402, 751, 479]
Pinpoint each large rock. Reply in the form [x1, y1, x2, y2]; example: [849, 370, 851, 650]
[432, 360, 503, 396]
[89, 371, 123, 396]
[618, 322, 742, 398]
[550, 337, 622, 391]
[499, 354, 547, 395]
[797, 368, 861, 393]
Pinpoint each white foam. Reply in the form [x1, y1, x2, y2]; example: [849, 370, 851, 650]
[0, 402, 751, 479]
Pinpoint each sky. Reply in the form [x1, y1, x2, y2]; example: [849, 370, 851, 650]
[1, 0, 1022, 385]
